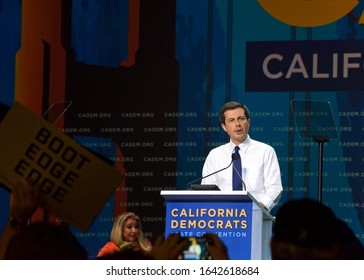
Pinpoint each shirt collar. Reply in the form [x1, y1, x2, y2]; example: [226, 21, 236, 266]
[229, 135, 251, 151]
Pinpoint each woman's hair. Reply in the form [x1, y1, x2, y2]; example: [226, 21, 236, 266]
[110, 212, 150, 252]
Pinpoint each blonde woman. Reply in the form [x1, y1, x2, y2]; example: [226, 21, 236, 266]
[97, 212, 152, 258]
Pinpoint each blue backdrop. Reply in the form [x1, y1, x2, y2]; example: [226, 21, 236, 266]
[1, 0, 364, 257]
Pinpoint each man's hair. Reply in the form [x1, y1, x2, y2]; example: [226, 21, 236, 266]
[272, 198, 338, 249]
[271, 198, 364, 259]
[219, 101, 250, 124]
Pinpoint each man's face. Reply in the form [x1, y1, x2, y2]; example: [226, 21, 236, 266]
[221, 107, 250, 145]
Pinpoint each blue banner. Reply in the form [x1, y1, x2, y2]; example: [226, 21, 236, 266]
[246, 40, 364, 92]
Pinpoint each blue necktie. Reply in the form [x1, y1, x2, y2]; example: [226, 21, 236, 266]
[232, 146, 242, 190]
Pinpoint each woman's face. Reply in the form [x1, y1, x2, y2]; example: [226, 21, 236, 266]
[122, 218, 139, 242]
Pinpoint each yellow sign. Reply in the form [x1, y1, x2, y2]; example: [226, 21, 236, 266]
[0, 102, 124, 232]
[258, 0, 359, 27]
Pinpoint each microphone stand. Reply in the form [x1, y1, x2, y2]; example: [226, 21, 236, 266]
[185, 154, 237, 187]
[232, 164, 246, 191]
[313, 135, 329, 204]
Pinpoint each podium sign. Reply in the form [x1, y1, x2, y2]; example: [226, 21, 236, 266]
[161, 191, 273, 260]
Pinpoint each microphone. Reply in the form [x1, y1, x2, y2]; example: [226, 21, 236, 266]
[185, 153, 236, 188]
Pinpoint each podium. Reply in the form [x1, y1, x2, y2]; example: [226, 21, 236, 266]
[161, 190, 275, 260]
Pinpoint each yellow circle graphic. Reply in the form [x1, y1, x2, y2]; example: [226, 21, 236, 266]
[258, 0, 359, 27]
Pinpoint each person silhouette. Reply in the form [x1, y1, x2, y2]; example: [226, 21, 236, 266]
[270, 198, 364, 260]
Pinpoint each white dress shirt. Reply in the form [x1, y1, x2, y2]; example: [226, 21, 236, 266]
[201, 135, 282, 210]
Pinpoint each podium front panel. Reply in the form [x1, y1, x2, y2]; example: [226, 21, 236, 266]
[163, 192, 253, 260]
